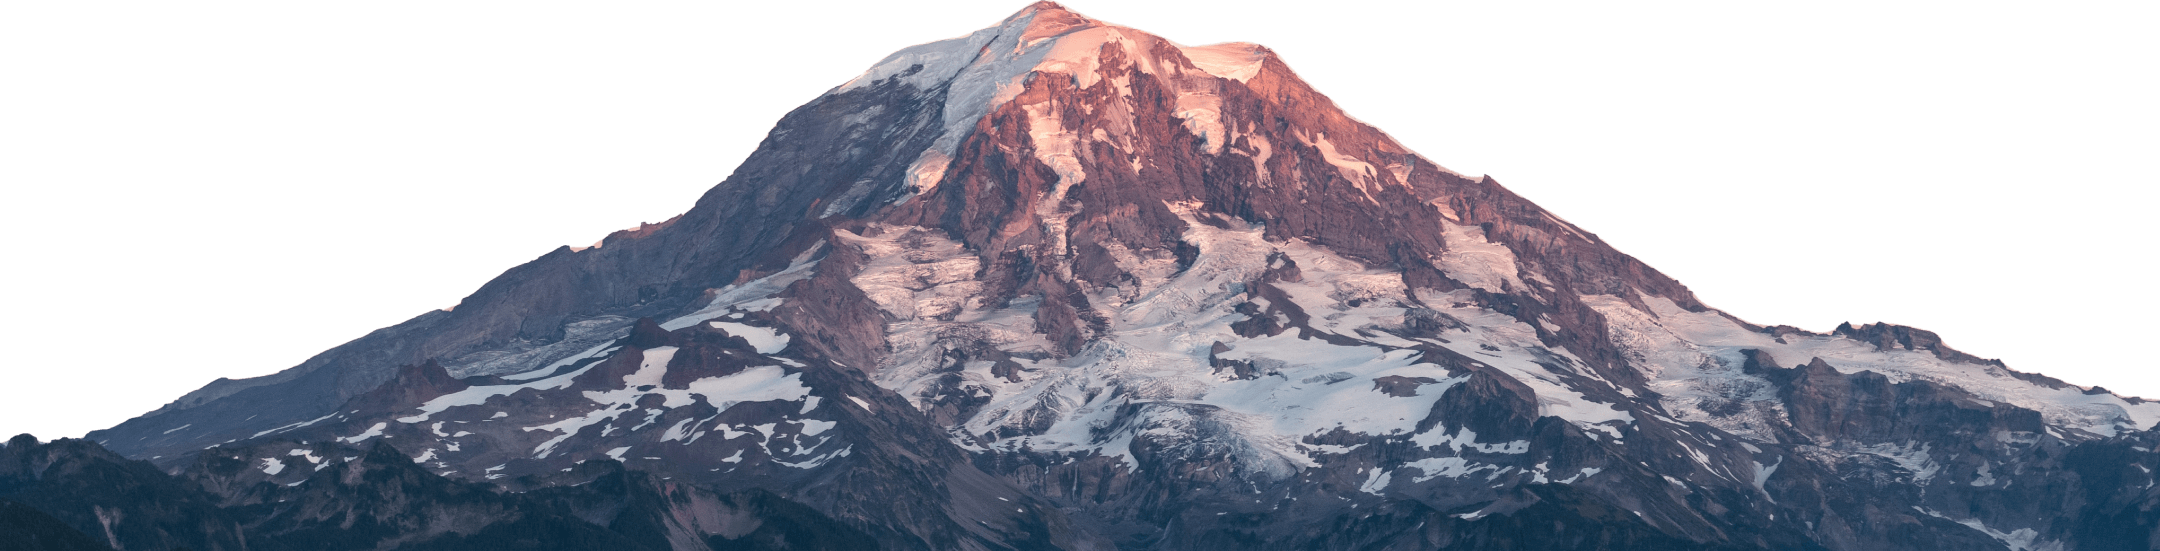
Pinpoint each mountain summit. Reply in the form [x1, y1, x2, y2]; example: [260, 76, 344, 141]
[37, 4, 2160, 550]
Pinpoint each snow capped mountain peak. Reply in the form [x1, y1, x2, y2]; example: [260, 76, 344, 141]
[831, 2, 1316, 207]
[64, 5, 2160, 550]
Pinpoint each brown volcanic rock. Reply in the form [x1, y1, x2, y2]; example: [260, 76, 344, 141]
[622, 317, 672, 349]
[657, 323, 765, 388]
[1207, 341, 1258, 380]
[1370, 375, 1442, 398]
[1028, 274, 1105, 357]
[567, 343, 657, 391]
[1833, 322, 2004, 367]
[1771, 357, 2046, 444]
[1420, 364, 1541, 440]
[344, 359, 468, 414]
[770, 239, 892, 372]
[1227, 301, 1287, 338]
[1398, 308, 1469, 339]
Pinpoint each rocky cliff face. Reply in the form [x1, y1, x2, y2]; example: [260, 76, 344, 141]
[57, 3, 2160, 550]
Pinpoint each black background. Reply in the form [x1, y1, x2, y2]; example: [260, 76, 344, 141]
[12, 1, 2142, 438]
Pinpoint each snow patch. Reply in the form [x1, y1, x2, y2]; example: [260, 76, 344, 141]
[774, 445, 851, 469]
[661, 244, 823, 331]
[1753, 456, 1781, 494]
[799, 419, 838, 437]
[1434, 221, 1524, 294]
[1856, 441, 1940, 484]
[1409, 426, 1529, 454]
[502, 343, 617, 381]
[708, 322, 790, 355]
[1973, 461, 1996, 487]
[1913, 507, 2053, 551]
[1401, 457, 1500, 482]
[1359, 468, 1393, 495]
[1309, 133, 1380, 197]
[622, 347, 677, 388]
[253, 413, 338, 438]
[660, 418, 700, 443]
[902, 149, 953, 196]
[337, 422, 387, 444]
[524, 364, 814, 459]
[397, 346, 652, 424]
[1559, 467, 1602, 484]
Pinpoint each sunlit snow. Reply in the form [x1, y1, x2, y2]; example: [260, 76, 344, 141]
[708, 322, 790, 355]
[1588, 293, 2160, 438]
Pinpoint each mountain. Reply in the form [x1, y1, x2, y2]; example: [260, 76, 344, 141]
[25, 2, 2160, 550]
[12, 2, 2142, 440]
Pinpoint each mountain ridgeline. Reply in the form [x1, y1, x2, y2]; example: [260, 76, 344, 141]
[17, 3, 2160, 550]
